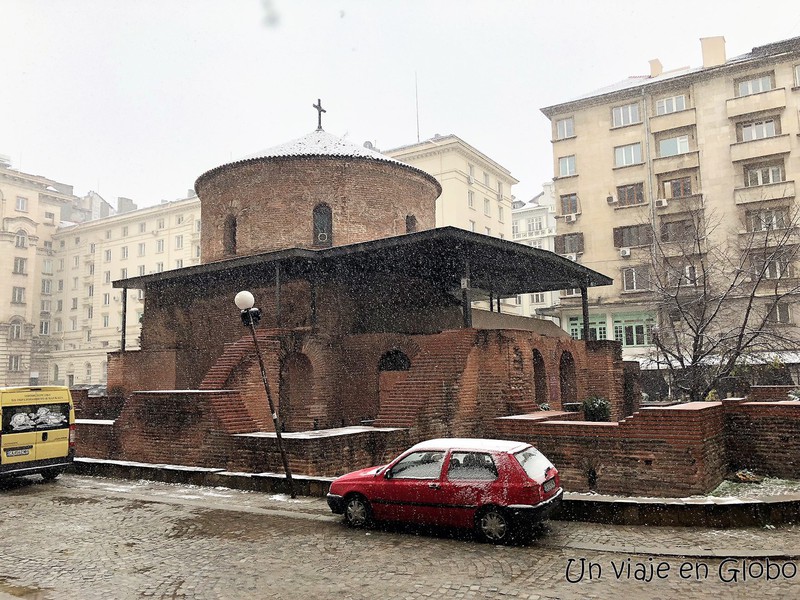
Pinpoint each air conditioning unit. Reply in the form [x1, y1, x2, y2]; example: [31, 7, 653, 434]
[606, 195, 617, 204]
[620, 247, 631, 258]
[564, 214, 577, 224]
[655, 198, 668, 208]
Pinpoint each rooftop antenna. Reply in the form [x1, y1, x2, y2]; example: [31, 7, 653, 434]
[313, 98, 326, 131]
[415, 72, 420, 142]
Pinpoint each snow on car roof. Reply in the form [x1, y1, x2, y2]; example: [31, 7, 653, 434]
[410, 438, 530, 453]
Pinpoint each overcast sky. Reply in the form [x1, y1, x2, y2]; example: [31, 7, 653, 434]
[2, 0, 800, 209]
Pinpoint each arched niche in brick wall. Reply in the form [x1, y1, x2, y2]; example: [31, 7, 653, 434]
[532, 349, 548, 406]
[559, 350, 577, 407]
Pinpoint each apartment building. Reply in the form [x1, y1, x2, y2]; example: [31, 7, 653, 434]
[540, 36, 800, 368]
[510, 182, 560, 321]
[384, 134, 518, 239]
[50, 194, 201, 386]
[0, 158, 86, 386]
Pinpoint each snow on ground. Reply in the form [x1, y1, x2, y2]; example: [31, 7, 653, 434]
[708, 477, 800, 499]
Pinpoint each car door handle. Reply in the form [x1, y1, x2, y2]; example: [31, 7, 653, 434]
[428, 482, 440, 489]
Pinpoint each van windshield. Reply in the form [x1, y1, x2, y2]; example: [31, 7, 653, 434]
[1, 403, 71, 434]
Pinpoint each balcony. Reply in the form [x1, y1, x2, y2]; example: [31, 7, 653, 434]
[514, 227, 556, 240]
[734, 180, 796, 205]
[730, 134, 791, 162]
[726, 88, 786, 119]
[654, 193, 704, 213]
[652, 150, 700, 175]
[649, 108, 696, 134]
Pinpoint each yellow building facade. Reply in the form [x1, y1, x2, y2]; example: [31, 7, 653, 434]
[541, 36, 800, 368]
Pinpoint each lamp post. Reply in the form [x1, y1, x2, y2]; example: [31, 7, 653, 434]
[234, 290, 295, 498]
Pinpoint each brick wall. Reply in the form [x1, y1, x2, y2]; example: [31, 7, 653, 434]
[197, 158, 439, 263]
[725, 401, 800, 479]
[747, 385, 796, 402]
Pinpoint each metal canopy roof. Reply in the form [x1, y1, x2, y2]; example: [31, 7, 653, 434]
[113, 226, 612, 296]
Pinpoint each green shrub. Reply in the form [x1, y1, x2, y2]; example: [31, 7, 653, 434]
[582, 396, 611, 422]
[704, 389, 720, 402]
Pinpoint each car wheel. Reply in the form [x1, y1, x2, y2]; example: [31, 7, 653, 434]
[41, 469, 62, 482]
[344, 494, 371, 528]
[476, 507, 511, 543]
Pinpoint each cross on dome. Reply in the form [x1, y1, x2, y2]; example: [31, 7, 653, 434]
[313, 99, 326, 131]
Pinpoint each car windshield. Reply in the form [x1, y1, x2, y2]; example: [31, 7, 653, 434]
[389, 451, 445, 479]
[513, 447, 554, 481]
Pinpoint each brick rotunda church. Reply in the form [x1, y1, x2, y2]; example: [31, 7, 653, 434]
[94, 112, 637, 478]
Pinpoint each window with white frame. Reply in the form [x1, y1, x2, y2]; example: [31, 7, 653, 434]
[469, 220, 476, 232]
[105, 230, 112, 239]
[194, 245, 201, 258]
[483, 172, 490, 187]
[767, 302, 791, 324]
[739, 118, 779, 142]
[102, 314, 110, 328]
[9, 320, 23, 340]
[41, 299, 51, 312]
[72, 277, 78, 290]
[15, 230, 28, 248]
[72, 255, 79, 268]
[120, 268, 127, 279]
[139, 222, 147, 233]
[512, 220, 520, 237]
[484, 227, 491, 236]
[138, 265, 145, 276]
[54, 319, 62, 333]
[483, 198, 490, 216]
[745, 162, 785, 187]
[104, 249, 112, 262]
[41, 280, 52, 294]
[104, 271, 111, 284]
[795, 64, 800, 87]
[747, 207, 789, 232]
[89, 243, 96, 254]
[556, 117, 574, 139]
[8, 355, 22, 372]
[612, 103, 640, 127]
[40, 321, 50, 335]
[175, 235, 184, 249]
[498, 206, 504, 222]
[71, 297, 78, 309]
[70, 317, 77, 331]
[614, 143, 642, 167]
[156, 262, 164, 272]
[558, 155, 576, 177]
[103, 293, 110, 306]
[622, 266, 651, 291]
[468, 190, 474, 208]
[527, 216, 543, 233]
[176, 215, 184, 225]
[568, 315, 608, 341]
[157, 218, 165, 229]
[658, 135, 689, 157]
[12, 287, 25, 303]
[736, 72, 774, 97]
[175, 259, 183, 268]
[752, 253, 791, 280]
[655, 94, 686, 115]
[138, 242, 146, 256]
[531, 292, 545, 304]
[122, 226, 129, 237]
[15, 196, 28, 212]
[42, 259, 53, 275]
[13, 257, 27, 274]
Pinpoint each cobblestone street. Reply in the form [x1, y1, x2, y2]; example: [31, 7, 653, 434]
[0, 475, 798, 599]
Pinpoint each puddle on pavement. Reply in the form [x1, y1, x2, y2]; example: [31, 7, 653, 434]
[0, 576, 49, 599]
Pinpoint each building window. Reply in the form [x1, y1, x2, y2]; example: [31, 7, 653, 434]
[103, 293, 110, 306]
[175, 259, 183, 269]
[12, 287, 25, 303]
[72, 277, 78, 290]
[89, 243, 96, 254]
[88, 263, 95, 276]
[795, 64, 800, 87]
[498, 206, 504, 222]
[745, 162, 785, 187]
[138, 265, 145, 276]
[560, 193, 578, 214]
[558, 155, 576, 177]
[87, 284, 94, 297]
[9, 321, 23, 340]
[312, 203, 333, 247]
[613, 314, 654, 346]
[71, 298, 78, 310]
[556, 117, 574, 139]
[72, 255, 79, 268]
[483, 198, 490, 216]
[102, 314, 110, 328]
[736, 72, 774, 97]
[194, 245, 201, 258]
[612, 103, 640, 127]
[195, 220, 202, 233]
[138, 242, 146, 256]
[122, 226, 128, 237]
[554, 232, 585, 255]
[747, 207, 789, 232]
[8, 355, 22, 372]
[616, 183, 644, 206]
[531, 293, 545, 304]
[41, 299, 51, 312]
[614, 224, 653, 247]
[526, 217, 543, 233]
[663, 176, 692, 198]
[56, 299, 63, 312]
[176, 215, 184, 225]
[120, 268, 127, 279]
[70, 317, 77, 331]
[15, 230, 28, 248]
[568, 315, 608, 341]
[614, 143, 642, 167]
[512, 220, 520, 237]
[13, 257, 27, 274]
[661, 219, 697, 242]
[15, 196, 28, 212]
[44, 241, 53, 251]
[105, 229, 112, 239]
[57, 280, 64, 292]
[767, 302, 791, 324]
[57, 259, 64, 271]
[104, 271, 111, 284]
[655, 95, 686, 115]
[739, 118, 779, 142]
[42, 259, 53, 275]
[658, 134, 689, 157]
[41, 280, 52, 294]
[159, 238, 167, 253]
[666, 263, 699, 287]
[157, 218, 165, 229]
[55, 319, 62, 333]
[139, 222, 147, 233]
[39, 321, 50, 336]
[752, 253, 791, 280]
[469, 220, 476, 232]
[156, 262, 164, 273]
[105, 249, 112, 262]
[497, 182, 504, 197]
[467, 190, 475, 208]
[484, 172, 490, 187]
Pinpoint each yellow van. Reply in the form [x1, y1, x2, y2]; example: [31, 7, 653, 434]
[0, 386, 75, 481]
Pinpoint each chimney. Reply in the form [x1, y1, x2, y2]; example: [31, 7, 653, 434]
[700, 36, 726, 68]
[649, 59, 663, 78]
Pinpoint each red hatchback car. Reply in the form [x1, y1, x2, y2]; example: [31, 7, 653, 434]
[327, 438, 562, 543]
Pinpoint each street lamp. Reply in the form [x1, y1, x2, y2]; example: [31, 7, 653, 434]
[235, 290, 295, 498]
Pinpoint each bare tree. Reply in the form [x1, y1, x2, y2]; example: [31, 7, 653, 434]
[646, 195, 800, 401]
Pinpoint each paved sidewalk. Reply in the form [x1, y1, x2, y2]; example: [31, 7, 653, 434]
[62, 475, 800, 559]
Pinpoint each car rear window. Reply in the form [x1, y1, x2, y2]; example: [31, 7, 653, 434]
[1, 403, 71, 434]
[513, 447, 554, 481]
